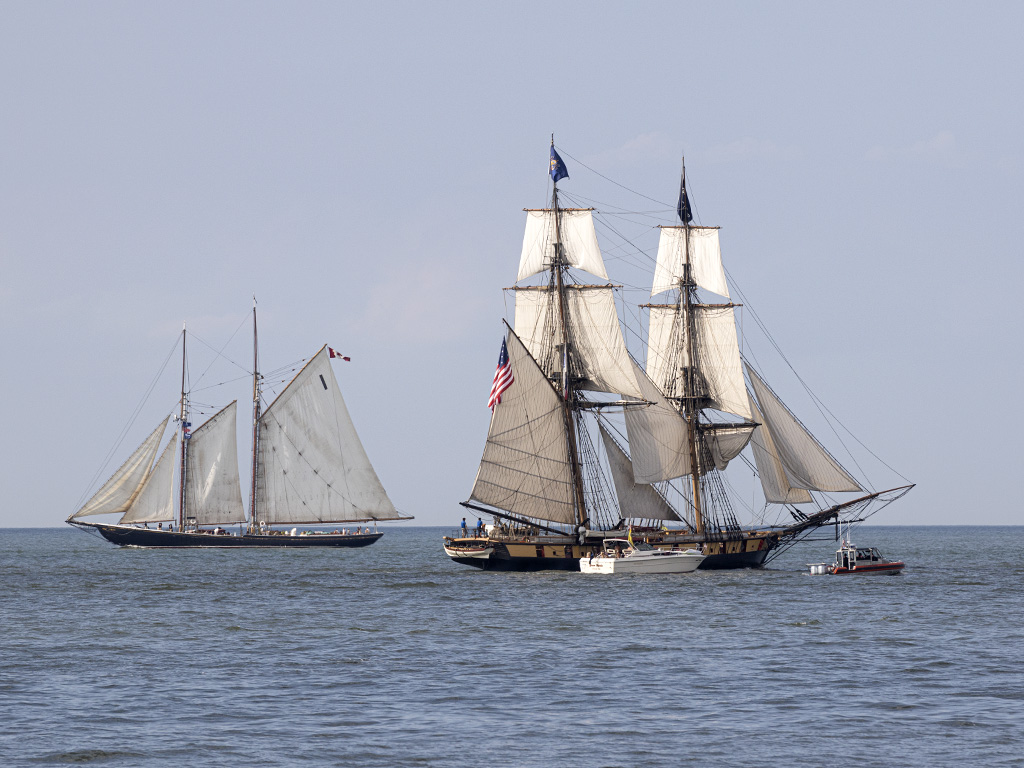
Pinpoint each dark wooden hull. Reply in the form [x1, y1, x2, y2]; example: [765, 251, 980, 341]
[444, 533, 775, 572]
[71, 521, 383, 548]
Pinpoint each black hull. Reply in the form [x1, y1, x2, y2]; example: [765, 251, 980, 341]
[445, 537, 773, 572]
[71, 522, 383, 548]
[697, 549, 770, 570]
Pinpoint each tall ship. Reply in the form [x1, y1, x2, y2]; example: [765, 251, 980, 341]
[444, 143, 911, 570]
[68, 304, 411, 547]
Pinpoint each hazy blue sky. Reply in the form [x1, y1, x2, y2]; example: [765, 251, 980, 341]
[2, 1, 1021, 527]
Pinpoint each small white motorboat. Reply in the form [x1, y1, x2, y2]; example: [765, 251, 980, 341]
[580, 538, 705, 574]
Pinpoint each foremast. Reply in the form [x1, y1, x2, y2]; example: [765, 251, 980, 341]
[677, 162, 705, 534]
[550, 142, 588, 530]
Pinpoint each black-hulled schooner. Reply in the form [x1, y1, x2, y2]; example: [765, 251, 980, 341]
[68, 305, 411, 547]
[443, 144, 911, 570]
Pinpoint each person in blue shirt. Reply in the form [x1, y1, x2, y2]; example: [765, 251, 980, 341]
[461, 517, 468, 537]
[476, 518, 484, 536]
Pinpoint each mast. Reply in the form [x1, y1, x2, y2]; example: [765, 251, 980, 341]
[178, 323, 188, 531]
[678, 158, 706, 534]
[249, 298, 261, 533]
[551, 138, 588, 528]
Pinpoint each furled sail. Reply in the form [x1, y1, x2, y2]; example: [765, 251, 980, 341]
[518, 209, 608, 282]
[185, 401, 246, 525]
[120, 433, 178, 524]
[646, 305, 751, 420]
[469, 329, 576, 525]
[651, 226, 729, 298]
[747, 394, 814, 504]
[707, 425, 756, 471]
[746, 365, 862, 493]
[256, 347, 401, 525]
[598, 423, 679, 521]
[72, 419, 167, 518]
[514, 286, 643, 398]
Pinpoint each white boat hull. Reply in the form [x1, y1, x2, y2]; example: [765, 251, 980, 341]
[443, 543, 495, 560]
[579, 549, 704, 574]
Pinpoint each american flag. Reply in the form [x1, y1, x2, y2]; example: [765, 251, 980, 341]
[487, 339, 514, 409]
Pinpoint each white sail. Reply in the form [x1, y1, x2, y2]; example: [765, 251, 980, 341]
[651, 226, 729, 298]
[645, 304, 750, 420]
[599, 423, 679, 522]
[120, 433, 178, 524]
[707, 425, 756, 471]
[747, 394, 813, 504]
[185, 401, 246, 525]
[256, 347, 400, 524]
[469, 329, 576, 525]
[514, 286, 643, 398]
[72, 419, 167, 518]
[518, 209, 608, 282]
[624, 359, 692, 483]
[746, 366, 862, 493]
[645, 305, 681, 398]
[696, 307, 751, 420]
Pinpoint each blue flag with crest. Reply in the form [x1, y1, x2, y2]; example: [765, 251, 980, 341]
[550, 145, 569, 183]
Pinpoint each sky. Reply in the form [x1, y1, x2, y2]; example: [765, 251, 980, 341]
[2, 1, 1022, 527]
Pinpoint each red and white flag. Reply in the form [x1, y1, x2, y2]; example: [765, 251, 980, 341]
[487, 339, 514, 409]
[328, 347, 351, 361]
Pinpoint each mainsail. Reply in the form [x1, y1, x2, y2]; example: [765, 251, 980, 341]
[72, 419, 168, 518]
[469, 329, 576, 525]
[255, 346, 400, 525]
[120, 433, 178, 524]
[185, 401, 246, 525]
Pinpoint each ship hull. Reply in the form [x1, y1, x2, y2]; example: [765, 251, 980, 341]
[443, 532, 777, 572]
[830, 562, 905, 575]
[71, 522, 383, 548]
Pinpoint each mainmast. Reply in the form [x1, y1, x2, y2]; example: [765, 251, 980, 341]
[550, 139, 588, 528]
[249, 298, 261, 533]
[177, 323, 189, 531]
[678, 158, 706, 534]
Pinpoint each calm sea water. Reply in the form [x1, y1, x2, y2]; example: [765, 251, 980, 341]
[1, 526, 1022, 767]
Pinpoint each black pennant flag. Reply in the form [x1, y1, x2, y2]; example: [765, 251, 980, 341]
[677, 170, 692, 224]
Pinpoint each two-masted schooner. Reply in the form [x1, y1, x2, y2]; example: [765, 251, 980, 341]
[443, 143, 911, 570]
[68, 305, 410, 547]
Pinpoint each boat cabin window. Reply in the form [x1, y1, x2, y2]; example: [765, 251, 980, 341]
[632, 542, 654, 551]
